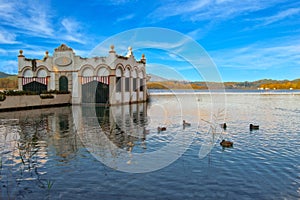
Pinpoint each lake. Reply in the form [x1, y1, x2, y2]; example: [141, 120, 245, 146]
[1, 91, 299, 199]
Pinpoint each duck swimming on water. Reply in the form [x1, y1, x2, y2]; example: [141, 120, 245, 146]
[250, 124, 259, 130]
[157, 126, 167, 132]
[220, 139, 233, 147]
[183, 120, 191, 126]
[220, 123, 227, 130]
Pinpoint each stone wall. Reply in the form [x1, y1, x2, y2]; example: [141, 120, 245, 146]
[0, 94, 71, 111]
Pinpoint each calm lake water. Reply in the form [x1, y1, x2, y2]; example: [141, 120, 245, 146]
[1, 92, 299, 199]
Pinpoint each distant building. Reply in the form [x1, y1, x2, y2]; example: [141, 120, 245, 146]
[17, 44, 148, 105]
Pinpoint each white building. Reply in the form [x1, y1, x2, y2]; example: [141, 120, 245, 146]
[18, 44, 148, 105]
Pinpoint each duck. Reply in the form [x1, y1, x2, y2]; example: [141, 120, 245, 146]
[220, 123, 227, 130]
[157, 126, 167, 132]
[220, 139, 233, 147]
[249, 124, 259, 130]
[183, 120, 191, 126]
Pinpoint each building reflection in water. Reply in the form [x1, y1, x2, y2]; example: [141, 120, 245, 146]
[73, 103, 150, 169]
[75, 103, 148, 147]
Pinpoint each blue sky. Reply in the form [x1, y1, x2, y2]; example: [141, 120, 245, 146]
[0, 0, 299, 82]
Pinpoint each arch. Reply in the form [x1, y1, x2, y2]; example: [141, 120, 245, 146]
[23, 68, 33, 77]
[116, 63, 124, 73]
[95, 64, 110, 73]
[132, 68, 138, 91]
[132, 68, 138, 78]
[82, 67, 94, 77]
[59, 76, 68, 92]
[123, 66, 131, 92]
[36, 66, 49, 77]
[82, 81, 109, 104]
[97, 67, 110, 76]
[79, 65, 94, 76]
[36, 69, 47, 77]
[138, 69, 145, 78]
[116, 66, 123, 77]
[115, 66, 123, 93]
[124, 65, 131, 78]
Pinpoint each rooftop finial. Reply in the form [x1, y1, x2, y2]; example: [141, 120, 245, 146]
[126, 46, 133, 57]
[18, 50, 24, 57]
[43, 50, 49, 60]
[109, 44, 115, 53]
[140, 53, 146, 63]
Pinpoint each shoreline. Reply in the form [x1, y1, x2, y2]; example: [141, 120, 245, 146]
[148, 89, 300, 95]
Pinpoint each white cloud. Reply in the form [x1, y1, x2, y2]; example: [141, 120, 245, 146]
[149, 0, 210, 20]
[148, 0, 281, 22]
[99, 0, 136, 5]
[210, 38, 300, 70]
[72, 49, 92, 57]
[0, 1, 87, 44]
[116, 14, 135, 22]
[61, 18, 79, 33]
[0, 48, 8, 55]
[256, 8, 300, 26]
[0, 29, 18, 44]
[90, 28, 194, 57]
[60, 18, 86, 44]
[0, 0, 54, 37]
[0, 1, 15, 19]
[0, 60, 18, 74]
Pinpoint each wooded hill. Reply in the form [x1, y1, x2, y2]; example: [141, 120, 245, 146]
[147, 79, 300, 90]
[0, 71, 13, 78]
[0, 75, 18, 90]
[0, 73, 299, 90]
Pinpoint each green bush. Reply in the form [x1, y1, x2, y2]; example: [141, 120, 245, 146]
[0, 90, 70, 96]
[40, 94, 54, 99]
[3, 90, 38, 96]
[42, 90, 70, 94]
[0, 93, 6, 101]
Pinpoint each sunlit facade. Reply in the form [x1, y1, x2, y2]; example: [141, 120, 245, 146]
[17, 44, 148, 105]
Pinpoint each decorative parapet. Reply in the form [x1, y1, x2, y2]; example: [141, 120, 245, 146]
[54, 44, 73, 52]
[116, 55, 129, 60]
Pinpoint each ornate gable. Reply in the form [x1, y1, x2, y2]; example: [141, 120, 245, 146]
[55, 44, 73, 52]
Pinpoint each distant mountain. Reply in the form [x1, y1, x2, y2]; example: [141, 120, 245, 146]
[148, 77, 300, 90]
[0, 71, 13, 78]
[147, 73, 169, 82]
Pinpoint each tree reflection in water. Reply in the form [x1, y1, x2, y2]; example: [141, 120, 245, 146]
[0, 107, 77, 199]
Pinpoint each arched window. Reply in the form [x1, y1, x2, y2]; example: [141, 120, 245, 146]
[82, 67, 94, 77]
[132, 69, 138, 91]
[37, 69, 47, 77]
[139, 70, 145, 91]
[23, 69, 33, 77]
[124, 68, 130, 92]
[59, 76, 68, 92]
[116, 67, 122, 92]
[98, 67, 109, 76]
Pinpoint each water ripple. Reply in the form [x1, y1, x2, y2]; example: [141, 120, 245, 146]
[0, 95, 299, 199]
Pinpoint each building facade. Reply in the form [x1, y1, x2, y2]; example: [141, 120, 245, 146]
[18, 44, 148, 105]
